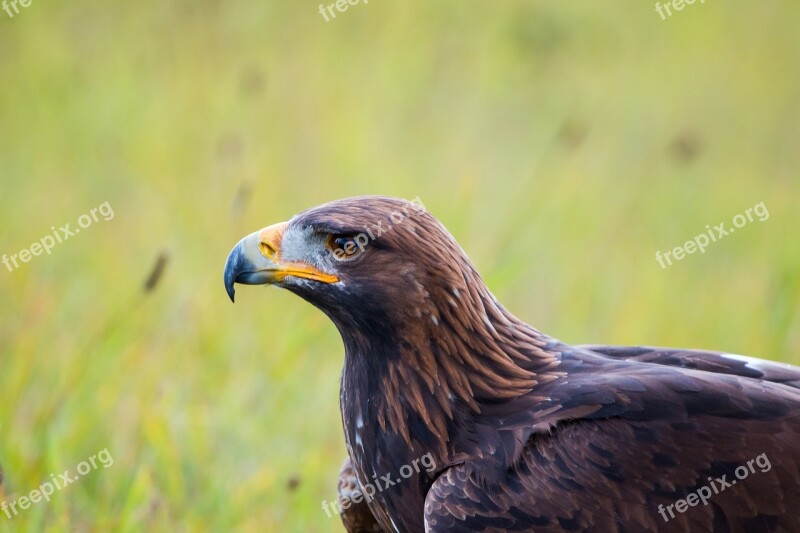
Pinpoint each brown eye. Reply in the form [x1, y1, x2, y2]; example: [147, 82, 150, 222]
[327, 234, 365, 261]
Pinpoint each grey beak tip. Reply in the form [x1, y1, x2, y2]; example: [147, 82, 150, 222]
[224, 241, 243, 303]
[225, 232, 277, 302]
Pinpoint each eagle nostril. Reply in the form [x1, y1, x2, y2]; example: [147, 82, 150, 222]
[258, 240, 278, 259]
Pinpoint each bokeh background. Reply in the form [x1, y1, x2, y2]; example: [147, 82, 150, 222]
[1, 1, 799, 530]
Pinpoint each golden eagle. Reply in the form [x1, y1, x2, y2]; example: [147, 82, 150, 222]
[224, 196, 800, 532]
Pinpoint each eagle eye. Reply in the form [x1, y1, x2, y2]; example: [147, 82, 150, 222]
[326, 234, 366, 261]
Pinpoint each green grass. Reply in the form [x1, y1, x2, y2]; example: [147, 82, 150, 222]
[1, 1, 798, 530]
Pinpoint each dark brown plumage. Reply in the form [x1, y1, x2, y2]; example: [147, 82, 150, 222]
[338, 457, 383, 532]
[224, 196, 800, 532]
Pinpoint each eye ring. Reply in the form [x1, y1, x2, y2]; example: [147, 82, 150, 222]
[326, 234, 366, 261]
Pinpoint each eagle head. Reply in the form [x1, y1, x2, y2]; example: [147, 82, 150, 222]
[223, 195, 479, 337]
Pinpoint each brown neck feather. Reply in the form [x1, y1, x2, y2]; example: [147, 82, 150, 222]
[347, 271, 560, 454]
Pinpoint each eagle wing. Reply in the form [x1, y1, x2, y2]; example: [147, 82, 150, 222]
[424, 364, 800, 532]
[579, 345, 800, 390]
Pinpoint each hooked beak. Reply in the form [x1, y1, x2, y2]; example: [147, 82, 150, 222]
[224, 221, 339, 302]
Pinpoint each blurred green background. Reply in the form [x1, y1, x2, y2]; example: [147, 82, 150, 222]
[1, 1, 798, 530]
